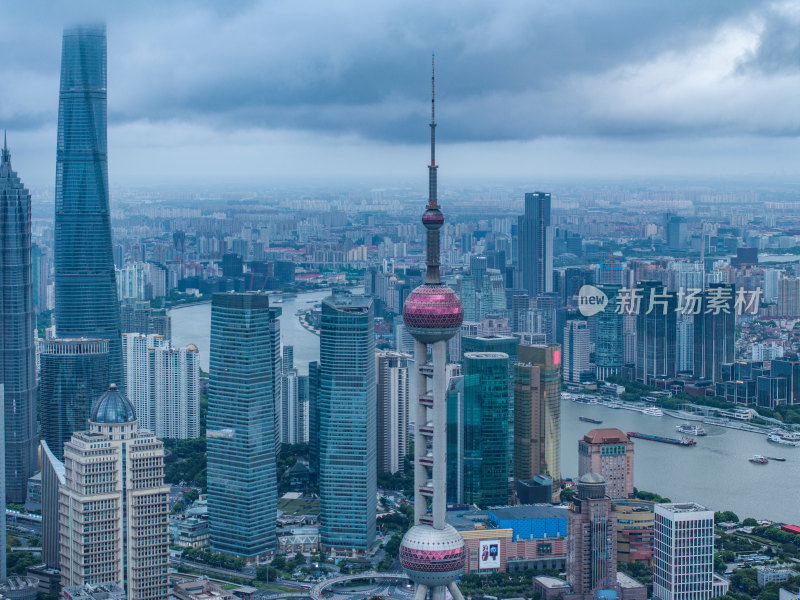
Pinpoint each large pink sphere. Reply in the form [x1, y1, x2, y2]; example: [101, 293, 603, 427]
[402, 284, 463, 344]
[399, 524, 466, 587]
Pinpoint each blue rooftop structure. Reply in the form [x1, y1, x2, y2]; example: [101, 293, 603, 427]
[488, 505, 567, 541]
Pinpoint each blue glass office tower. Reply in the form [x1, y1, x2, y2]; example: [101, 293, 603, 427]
[0, 138, 37, 502]
[207, 293, 280, 558]
[319, 290, 376, 554]
[54, 25, 123, 390]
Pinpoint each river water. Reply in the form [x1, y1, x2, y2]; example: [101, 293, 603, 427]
[560, 401, 799, 523]
[170, 290, 799, 523]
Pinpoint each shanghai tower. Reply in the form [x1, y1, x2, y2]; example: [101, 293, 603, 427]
[54, 24, 124, 390]
[399, 59, 467, 600]
[0, 136, 38, 502]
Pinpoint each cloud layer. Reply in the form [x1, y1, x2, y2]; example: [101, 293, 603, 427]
[2, 0, 800, 184]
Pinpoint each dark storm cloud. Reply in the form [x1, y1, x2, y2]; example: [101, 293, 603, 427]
[0, 0, 787, 146]
[738, 3, 800, 74]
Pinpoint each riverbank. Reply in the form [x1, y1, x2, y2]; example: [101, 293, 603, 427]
[299, 310, 320, 336]
[570, 396, 776, 435]
[562, 399, 800, 522]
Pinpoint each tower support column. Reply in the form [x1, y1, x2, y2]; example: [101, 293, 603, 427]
[413, 340, 428, 525]
[431, 340, 447, 528]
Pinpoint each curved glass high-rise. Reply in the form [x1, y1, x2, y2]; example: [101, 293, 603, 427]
[0, 138, 37, 502]
[54, 24, 123, 390]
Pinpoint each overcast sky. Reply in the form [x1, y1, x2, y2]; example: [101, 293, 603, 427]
[3, 0, 800, 187]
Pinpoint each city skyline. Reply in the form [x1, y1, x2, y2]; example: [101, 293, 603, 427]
[5, 10, 800, 600]
[5, 2, 800, 185]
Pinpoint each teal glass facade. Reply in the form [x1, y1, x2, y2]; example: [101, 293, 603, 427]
[54, 25, 123, 391]
[0, 142, 37, 502]
[319, 291, 376, 552]
[207, 293, 280, 558]
[460, 352, 509, 508]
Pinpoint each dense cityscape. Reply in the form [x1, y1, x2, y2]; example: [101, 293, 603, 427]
[3, 7, 800, 600]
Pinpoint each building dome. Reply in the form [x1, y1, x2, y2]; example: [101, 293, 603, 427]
[578, 472, 606, 485]
[577, 472, 607, 500]
[400, 524, 465, 587]
[422, 208, 444, 230]
[402, 284, 464, 344]
[90, 383, 136, 424]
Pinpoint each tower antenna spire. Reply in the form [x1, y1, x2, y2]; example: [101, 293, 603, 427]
[429, 53, 437, 175]
[1, 130, 8, 164]
[431, 53, 435, 125]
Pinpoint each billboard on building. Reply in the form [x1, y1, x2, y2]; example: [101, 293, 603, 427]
[479, 540, 500, 569]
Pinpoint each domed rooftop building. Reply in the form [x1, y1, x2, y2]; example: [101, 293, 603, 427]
[567, 472, 617, 599]
[90, 383, 136, 424]
[60, 384, 168, 595]
[88, 383, 138, 440]
[577, 472, 608, 500]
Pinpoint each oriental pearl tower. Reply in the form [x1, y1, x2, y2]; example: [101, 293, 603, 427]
[399, 58, 466, 600]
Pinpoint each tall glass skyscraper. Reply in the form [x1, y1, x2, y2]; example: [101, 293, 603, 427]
[0, 138, 37, 502]
[594, 284, 623, 380]
[319, 290, 376, 554]
[635, 281, 677, 385]
[518, 192, 553, 297]
[693, 284, 735, 382]
[207, 293, 280, 559]
[458, 352, 509, 508]
[40, 338, 109, 461]
[514, 343, 562, 485]
[54, 24, 123, 390]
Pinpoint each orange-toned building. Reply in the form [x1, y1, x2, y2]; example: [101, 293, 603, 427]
[578, 428, 634, 499]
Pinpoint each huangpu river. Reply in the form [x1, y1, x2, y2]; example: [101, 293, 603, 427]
[170, 289, 799, 523]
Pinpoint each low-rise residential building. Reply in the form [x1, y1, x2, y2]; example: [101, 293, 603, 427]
[757, 568, 799, 588]
[170, 500, 209, 548]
